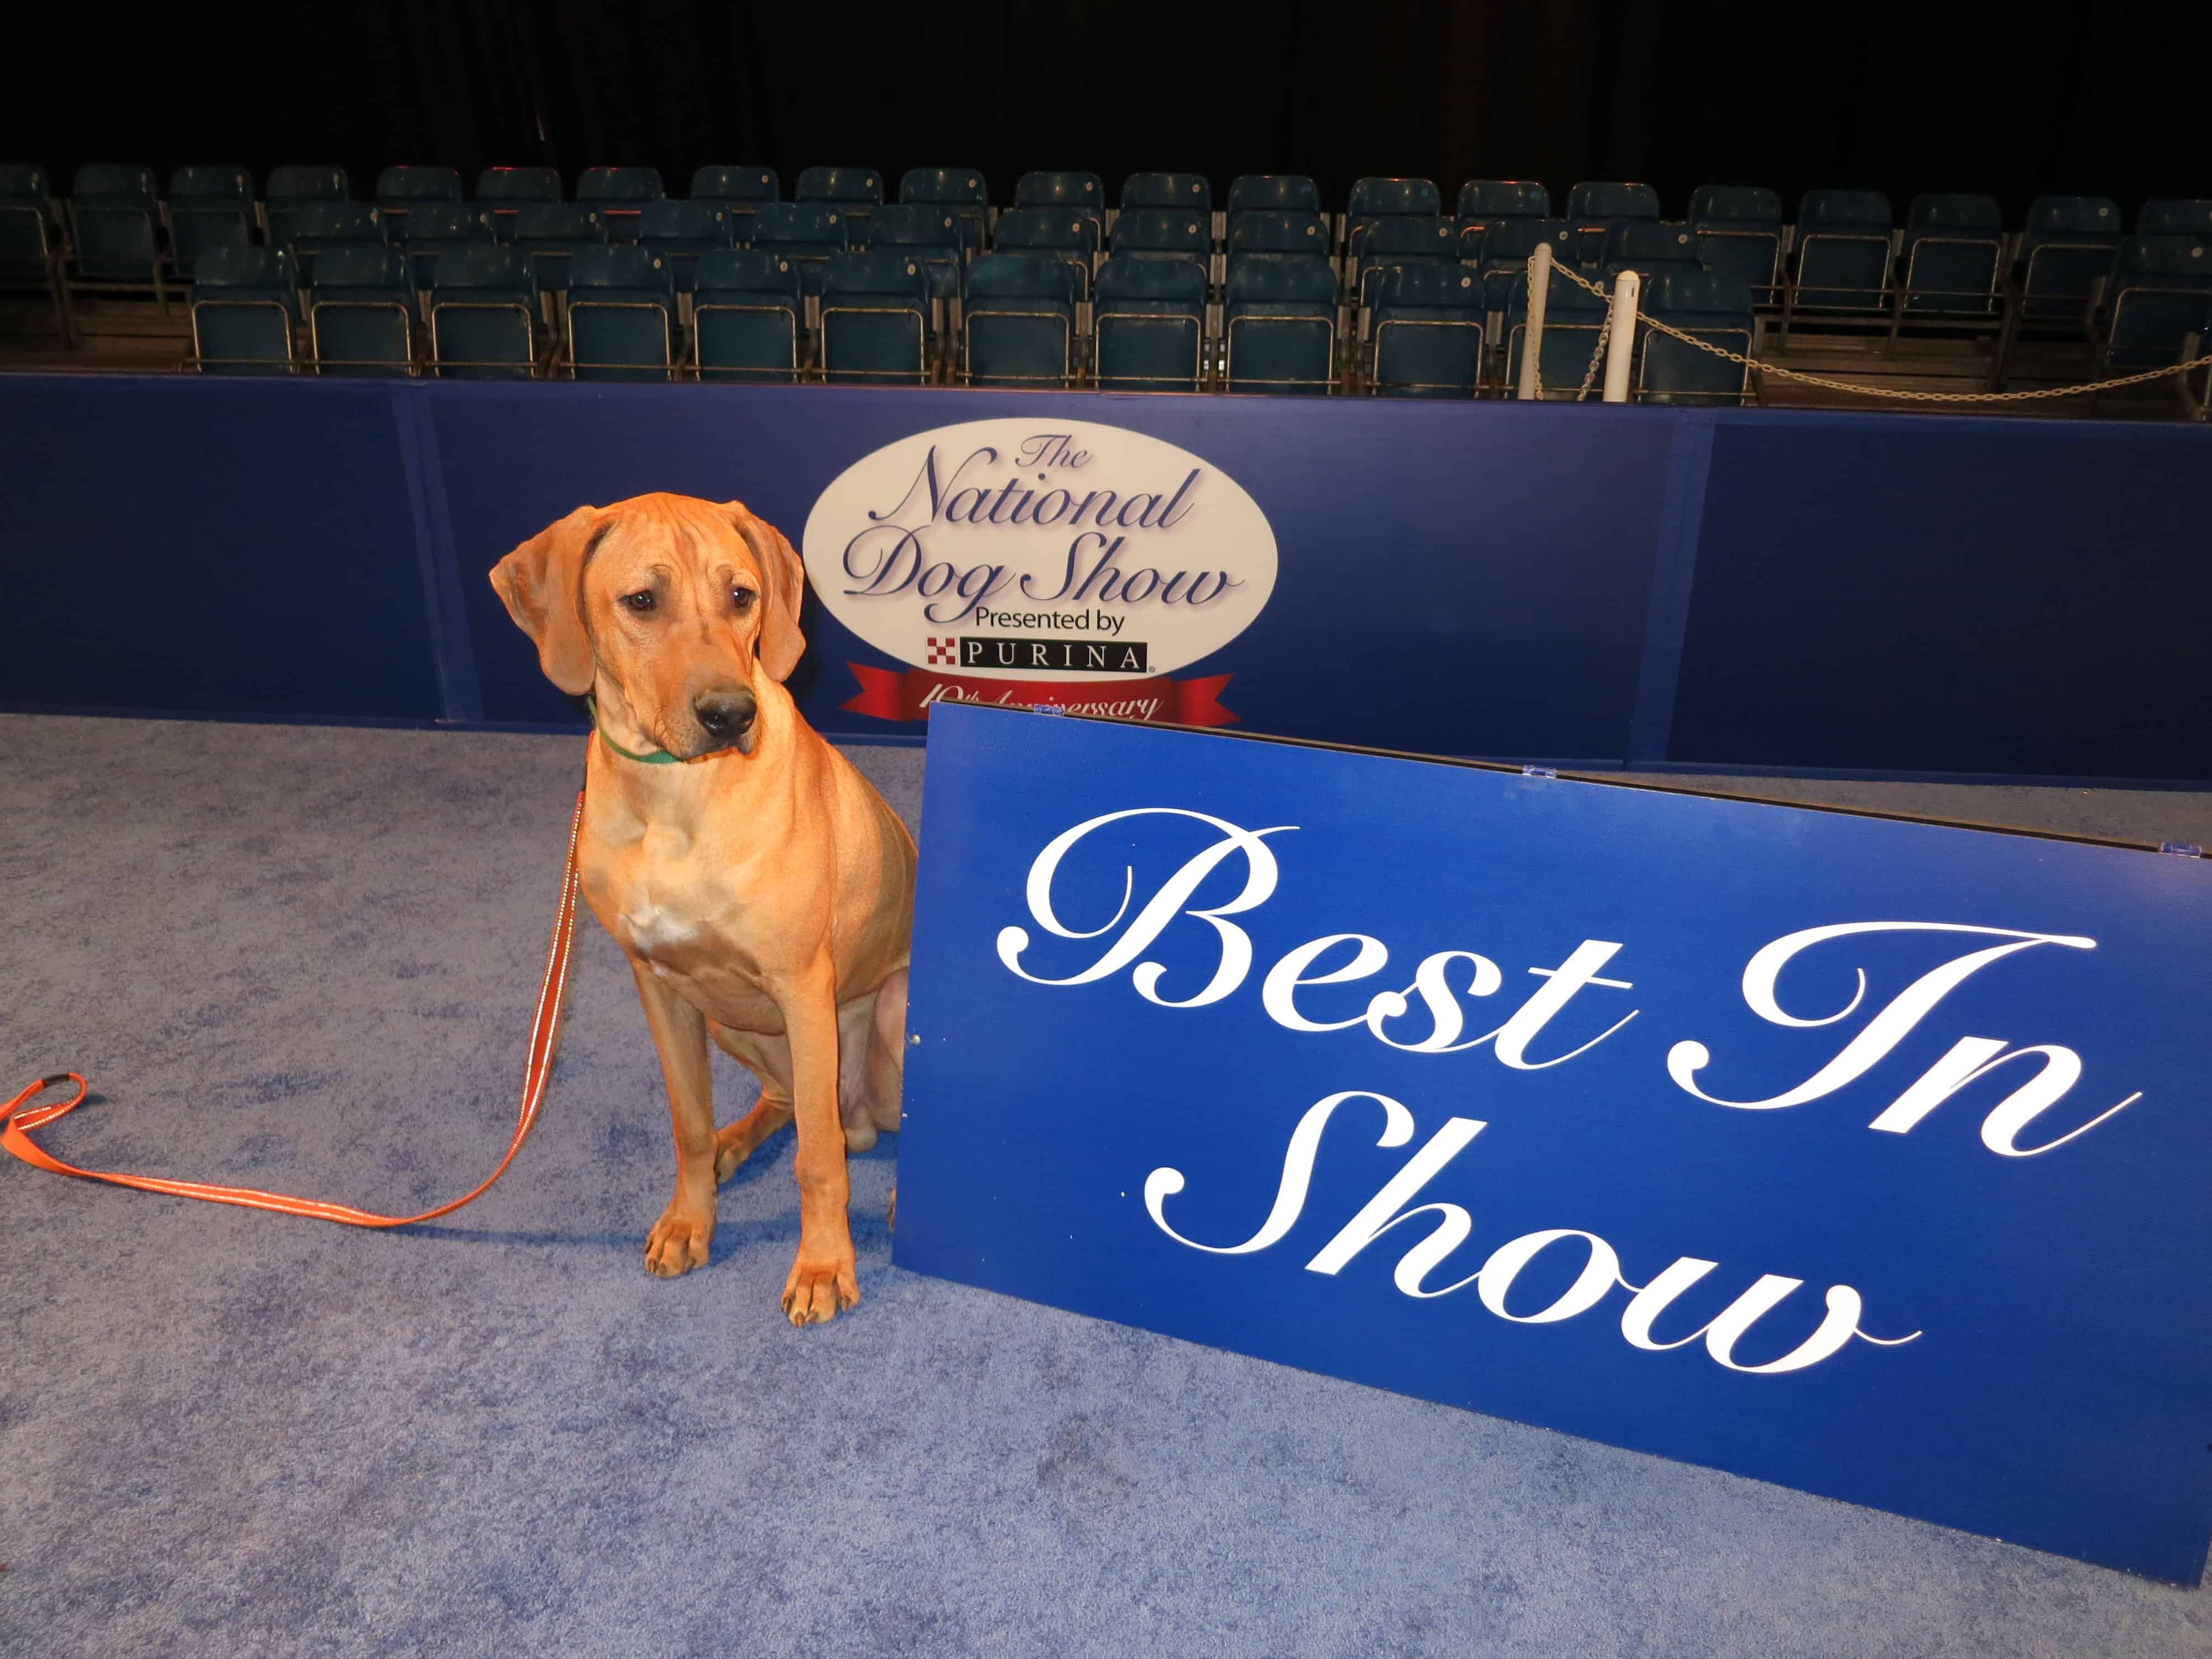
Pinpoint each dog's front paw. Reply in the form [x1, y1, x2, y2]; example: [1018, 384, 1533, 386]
[644, 1201, 715, 1277]
[781, 1250, 859, 1326]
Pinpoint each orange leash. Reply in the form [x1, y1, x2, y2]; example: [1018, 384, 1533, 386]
[2, 790, 586, 1229]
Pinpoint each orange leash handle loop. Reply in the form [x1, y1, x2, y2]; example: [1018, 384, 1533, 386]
[2, 791, 586, 1229]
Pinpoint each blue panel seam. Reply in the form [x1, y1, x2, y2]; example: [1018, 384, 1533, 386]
[1629, 411, 1716, 765]
[389, 384, 485, 722]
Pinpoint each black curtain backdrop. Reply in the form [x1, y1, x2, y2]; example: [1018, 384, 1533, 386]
[9, 2, 2203, 217]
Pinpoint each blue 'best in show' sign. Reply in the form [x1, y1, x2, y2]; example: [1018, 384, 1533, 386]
[895, 706, 2212, 1582]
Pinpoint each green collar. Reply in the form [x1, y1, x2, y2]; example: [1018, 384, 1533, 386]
[586, 695, 681, 765]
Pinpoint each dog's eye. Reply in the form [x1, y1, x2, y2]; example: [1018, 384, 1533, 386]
[731, 587, 756, 611]
[621, 591, 656, 613]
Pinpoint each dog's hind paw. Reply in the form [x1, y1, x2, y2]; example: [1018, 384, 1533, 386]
[781, 1251, 860, 1326]
[713, 1102, 792, 1182]
[644, 1202, 714, 1277]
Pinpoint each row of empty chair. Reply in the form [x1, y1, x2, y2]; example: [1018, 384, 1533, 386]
[180, 238, 1757, 404]
[179, 241, 1201, 384]
[6, 162, 2208, 396]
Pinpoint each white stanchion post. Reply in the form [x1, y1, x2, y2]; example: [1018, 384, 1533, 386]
[1602, 269, 1640, 404]
[1516, 241, 1552, 401]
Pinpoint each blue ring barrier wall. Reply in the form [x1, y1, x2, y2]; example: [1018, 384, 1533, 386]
[0, 375, 2205, 784]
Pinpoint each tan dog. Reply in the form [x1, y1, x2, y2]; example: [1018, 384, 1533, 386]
[493, 493, 914, 1326]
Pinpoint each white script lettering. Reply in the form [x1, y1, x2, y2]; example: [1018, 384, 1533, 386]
[1667, 922, 2136, 1155]
[1001, 811, 1640, 1067]
[1143, 1091, 1921, 1373]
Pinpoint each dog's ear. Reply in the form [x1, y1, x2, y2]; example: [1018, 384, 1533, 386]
[727, 502, 808, 682]
[492, 505, 604, 696]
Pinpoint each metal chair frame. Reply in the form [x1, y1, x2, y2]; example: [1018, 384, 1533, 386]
[1631, 324, 1754, 405]
[692, 300, 804, 382]
[1888, 234, 2005, 351]
[819, 300, 930, 383]
[2177, 328, 2209, 420]
[1223, 312, 1337, 394]
[1989, 243, 2122, 388]
[959, 309, 1073, 386]
[430, 298, 540, 376]
[1374, 315, 1488, 395]
[163, 197, 257, 286]
[1094, 309, 1206, 392]
[1501, 317, 1604, 398]
[64, 199, 174, 314]
[992, 238, 1098, 309]
[1780, 228, 1897, 343]
[2015, 239, 2121, 325]
[1692, 226, 1785, 304]
[0, 201, 75, 341]
[564, 298, 674, 378]
[1355, 252, 1455, 322]
[309, 297, 416, 375]
[188, 296, 296, 372]
[2100, 280, 2212, 372]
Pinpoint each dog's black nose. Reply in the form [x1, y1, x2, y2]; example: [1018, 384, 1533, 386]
[693, 688, 757, 741]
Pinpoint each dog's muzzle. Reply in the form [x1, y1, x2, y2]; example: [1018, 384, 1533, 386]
[692, 688, 758, 753]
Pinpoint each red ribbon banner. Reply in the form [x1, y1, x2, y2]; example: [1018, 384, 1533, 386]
[843, 664, 1236, 727]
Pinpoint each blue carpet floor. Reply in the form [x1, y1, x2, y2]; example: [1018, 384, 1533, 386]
[3, 713, 2206, 1658]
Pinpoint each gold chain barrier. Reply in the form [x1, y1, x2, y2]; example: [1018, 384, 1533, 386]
[1531, 255, 2212, 405]
[1574, 306, 1614, 403]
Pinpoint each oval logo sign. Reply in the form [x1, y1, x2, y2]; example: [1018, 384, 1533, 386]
[803, 420, 1276, 704]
